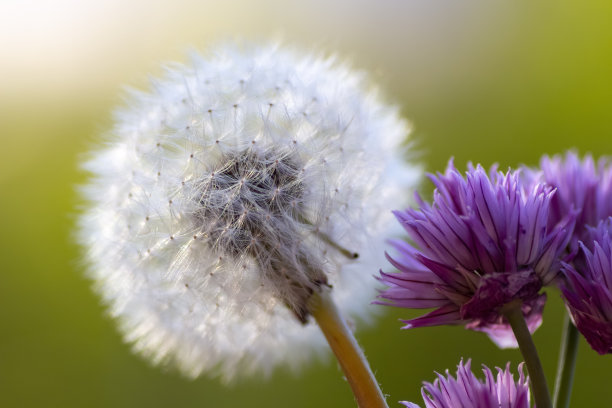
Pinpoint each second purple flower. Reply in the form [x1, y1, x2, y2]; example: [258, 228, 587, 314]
[561, 219, 612, 354]
[377, 161, 574, 347]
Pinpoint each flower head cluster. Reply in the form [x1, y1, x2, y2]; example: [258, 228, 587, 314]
[402, 360, 531, 408]
[527, 152, 612, 353]
[561, 219, 612, 354]
[377, 161, 574, 347]
[527, 151, 612, 255]
[78, 43, 418, 380]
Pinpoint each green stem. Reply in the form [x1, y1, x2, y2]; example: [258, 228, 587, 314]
[553, 313, 579, 408]
[502, 300, 552, 408]
[310, 290, 388, 408]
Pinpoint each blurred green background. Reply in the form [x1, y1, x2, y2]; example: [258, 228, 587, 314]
[1, 0, 610, 406]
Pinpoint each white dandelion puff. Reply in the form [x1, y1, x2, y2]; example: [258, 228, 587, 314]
[78, 42, 419, 381]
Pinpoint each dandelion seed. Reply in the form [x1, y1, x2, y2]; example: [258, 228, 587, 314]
[78, 42, 419, 381]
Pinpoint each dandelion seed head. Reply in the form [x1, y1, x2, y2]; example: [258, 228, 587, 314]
[78, 42, 419, 380]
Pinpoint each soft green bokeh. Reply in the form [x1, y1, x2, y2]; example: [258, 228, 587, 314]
[1, 1, 610, 407]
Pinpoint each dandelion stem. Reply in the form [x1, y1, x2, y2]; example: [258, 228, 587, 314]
[310, 290, 388, 408]
[502, 300, 552, 408]
[553, 313, 579, 408]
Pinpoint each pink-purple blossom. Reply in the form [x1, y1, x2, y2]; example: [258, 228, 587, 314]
[402, 359, 531, 408]
[561, 219, 612, 354]
[528, 151, 612, 255]
[377, 161, 574, 347]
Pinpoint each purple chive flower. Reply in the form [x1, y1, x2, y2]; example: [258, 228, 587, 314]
[401, 359, 531, 408]
[561, 219, 612, 354]
[377, 161, 574, 347]
[527, 151, 612, 255]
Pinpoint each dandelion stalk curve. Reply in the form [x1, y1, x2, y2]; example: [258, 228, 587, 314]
[502, 300, 552, 408]
[310, 290, 388, 408]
